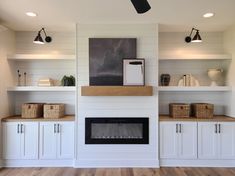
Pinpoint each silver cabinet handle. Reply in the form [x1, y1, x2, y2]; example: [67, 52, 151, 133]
[17, 124, 20, 133]
[176, 124, 178, 133]
[218, 124, 221, 133]
[215, 124, 217, 133]
[54, 124, 57, 133]
[57, 124, 60, 133]
[21, 124, 23, 133]
[179, 124, 182, 133]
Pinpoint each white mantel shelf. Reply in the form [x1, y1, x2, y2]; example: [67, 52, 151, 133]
[159, 54, 232, 60]
[158, 86, 232, 92]
[7, 54, 76, 61]
[7, 86, 76, 92]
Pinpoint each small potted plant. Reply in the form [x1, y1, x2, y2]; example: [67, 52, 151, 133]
[61, 75, 75, 86]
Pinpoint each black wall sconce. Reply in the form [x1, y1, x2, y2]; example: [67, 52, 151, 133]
[33, 28, 52, 44]
[185, 28, 202, 43]
[130, 0, 151, 14]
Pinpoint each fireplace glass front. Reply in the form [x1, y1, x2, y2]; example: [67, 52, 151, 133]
[85, 118, 149, 144]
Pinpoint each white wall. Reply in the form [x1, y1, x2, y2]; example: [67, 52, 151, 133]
[223, 25, 235, 116]
[0, 27, 15, 118]
[0, 26, 15, 162]
[76, 24, 159, 167]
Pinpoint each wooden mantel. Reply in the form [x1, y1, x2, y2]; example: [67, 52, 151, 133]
[81, 86, 153, 96]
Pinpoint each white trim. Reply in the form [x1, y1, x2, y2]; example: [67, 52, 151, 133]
[74, 159, 159, 168]
[158, 86, 232, 92]
[7, 86, 76, 92]
[2, 159, 74, 167]
[159, 54, 232, 60]
[160, 159, 235, 167]
[7, 54, 76, 60]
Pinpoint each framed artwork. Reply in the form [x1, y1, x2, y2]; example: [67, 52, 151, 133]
[89, 38, 136, 86]
[123, 58, 145, 86]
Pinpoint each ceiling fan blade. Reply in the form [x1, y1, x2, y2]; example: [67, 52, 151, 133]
[130, 0, 151, 14]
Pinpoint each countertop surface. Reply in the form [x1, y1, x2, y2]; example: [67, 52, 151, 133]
[2, 115, 75, 122]
[159, 115, 235, 122]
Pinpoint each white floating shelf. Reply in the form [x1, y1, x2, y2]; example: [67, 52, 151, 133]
[7, 54, 76, 61]
[7, 86, 76, 92]
[158, 86, 232, 92]
[159, 54, 232, 61]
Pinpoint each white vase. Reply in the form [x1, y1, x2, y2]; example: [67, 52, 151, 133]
[207, 69, 223, 86]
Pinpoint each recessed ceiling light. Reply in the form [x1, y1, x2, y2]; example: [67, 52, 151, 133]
[26, 12, 37, 17]
[203, 13, 214, 18]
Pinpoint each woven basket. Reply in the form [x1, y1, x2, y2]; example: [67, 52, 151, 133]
[191, 103, 214, 118]
[22, 103, 44, 118]
[169, 103, 190, 118]
[43, 104, 65, 119]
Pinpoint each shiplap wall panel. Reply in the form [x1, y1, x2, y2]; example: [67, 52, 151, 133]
[13, 92, 75, 115]
[15, 31, 76, 54]
[14, 60, 76, 86]
[159, 32, 224, 57]
[76, 24, 158, 166]
[159, 92, 226, 115]
[159, 60, 230, 86]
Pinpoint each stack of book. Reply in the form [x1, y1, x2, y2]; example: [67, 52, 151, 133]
[38, 78, 53, 86]
[182, 74, 192, 86]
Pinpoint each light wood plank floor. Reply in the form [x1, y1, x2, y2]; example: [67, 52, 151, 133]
[1, 167, 235, 176]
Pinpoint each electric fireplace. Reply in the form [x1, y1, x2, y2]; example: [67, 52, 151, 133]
[85, 118, 149, 144]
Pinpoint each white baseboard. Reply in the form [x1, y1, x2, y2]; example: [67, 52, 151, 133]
[74, 159, 159, 168]
[2, 159, 74, 167]
[160, 159, 235, 167]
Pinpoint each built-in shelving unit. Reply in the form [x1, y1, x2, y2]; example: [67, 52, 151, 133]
[7, 86, 76, 92]
[7, 54, 76, 61]
[81, 86, 153, 96]
[159, 54, 232, 60]
[158, 86, 231, 92]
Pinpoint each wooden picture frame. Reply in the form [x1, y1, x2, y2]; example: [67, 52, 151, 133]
[123, 58, 145, 86]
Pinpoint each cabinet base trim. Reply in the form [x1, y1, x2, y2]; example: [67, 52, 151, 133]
[2, 159, 74, 167]
[74, 159, 159, 168]
[160, 159, 235, 167]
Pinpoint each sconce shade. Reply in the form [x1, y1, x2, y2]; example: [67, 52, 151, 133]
[33, 28, 52, 44]
[33, 32, 44, 44]
[191, 31, 202, 42]
[185, 28, 202, 43]
[130, 0, 151, 14]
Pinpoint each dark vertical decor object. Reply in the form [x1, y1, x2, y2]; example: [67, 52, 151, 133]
[160, 74, 171, 86]
[89, 38, 136, 86]
[130, 0, 151, 14]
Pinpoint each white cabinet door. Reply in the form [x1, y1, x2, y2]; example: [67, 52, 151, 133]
[40, 122, 57, 159]
[21, 122, 39, 159]
[218, 122, 235, 159]
[2, 122, 21, 159]
[178, 122, 197, 159]
[198, 122, 218, 159]
[160, 122, 178, 159]
[57, 122, 74, 159]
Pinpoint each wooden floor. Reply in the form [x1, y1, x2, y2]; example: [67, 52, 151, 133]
[1, 167, 235, 176]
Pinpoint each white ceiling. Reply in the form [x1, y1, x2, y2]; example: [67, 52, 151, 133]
[0, 0, 235, 32]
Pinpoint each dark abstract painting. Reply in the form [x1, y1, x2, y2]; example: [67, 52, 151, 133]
[89, 38, 136, 85]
